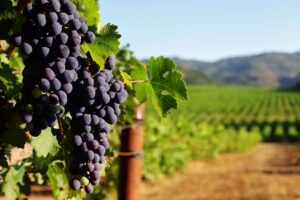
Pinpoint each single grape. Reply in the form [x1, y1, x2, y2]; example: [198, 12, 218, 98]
[45, 36, 53, 47]
[70, 179, 81, 190]
[41, 47, 50, 57]
[22, 112, 33, 123]
[36, 14, 46, 27]
[70, 19, 81, 30]
[80, 176, 90, 186]
[55, 62, 66, 74]
[84, 184, 93, 194]
[48, 12, 58, 22]
[57, 90, 67, 105]
[12, 35, 22, 46]
[59, 12, 69, 25]
[105, 56, 115, 70]
[51, 22, 62, 35]
[85, 133, 94, 142]
[74, 135, 82, 146]
[85, 31, 95, 43]
[83, 114, 92, 125]
[58, 45, 70, 58]
[58, 32, 68, 44]
[51, 78, 62, 90]
[22, 43, 33, 55]
[85, 86, 96, 99]
[50, 0, 61, 12]
[40, 78, 50, 91]
[44, 68, 56, 80]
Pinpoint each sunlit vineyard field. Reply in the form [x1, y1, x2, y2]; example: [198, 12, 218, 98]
[182, 86, 300, 142]
[141, 85, 300, 180]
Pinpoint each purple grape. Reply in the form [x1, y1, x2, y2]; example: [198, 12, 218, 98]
[70, 179, 81, 190]
[80, 23, 88, 34]
[65, 3, 76, 15]
[86, 163, 94, 172]
[85, 31, 95, 43]
[67, 57, 79, 69]
[58, 45, 70, 58]
[39, 95, 50, 105]
[94, 163, 102, 171]
[55, 62, 65, 74]
[40, 78, 50, 91]
[51, 78, 62, 90]
[44, 68, 56, 80]
[97, 145, 105, 156]
[58, 32, 68, 44]
[49, 94, 59, 104]
[51, 22, 62, 35]
[85, 77, 94, 86]
[85, 133, 94, 142]
[59, 12, 69, 25]
[93, 153, 100, 163]
[84, 184, 93, 194]
[37, 14, 46, 27]
[85, 86, 96, 99]
[62, 83, 73, 94]
[91, 115, 99, 125]
[30, 128, 41, 137]
[105, 56, 115, 70]
[50, 0, 61, 12]
[37, 119, 48, 130]
[74, 135, 82, 146]
[23, 113, 33, 123]
[62, 70, 75, 83]
[83, 114, 92, 125]
[70, 19, 81, 30]
[87, 150, 94, 161]
[48, 12, 58, 22]
[41, 47, 50, 57]
[45, 36, 53, 47]
[22, 43, 32, 55]
[12, 35, 22, 46]
[57, 90, 67, 105]
[111, 82, 121, 92]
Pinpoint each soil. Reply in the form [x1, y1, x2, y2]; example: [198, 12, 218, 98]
[2, 143, 300, 200]
[141, 143, 300, 200]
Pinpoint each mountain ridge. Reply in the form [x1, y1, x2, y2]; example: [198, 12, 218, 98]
[172, 51, 300, 87]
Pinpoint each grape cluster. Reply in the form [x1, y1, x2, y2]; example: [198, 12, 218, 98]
[12, 0, 95, 136]
[68, 55, 127, 193]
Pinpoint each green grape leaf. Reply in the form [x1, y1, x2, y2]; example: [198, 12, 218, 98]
[0, 52, 23, 99]
[47, 161, 78, 200]
[73, 0, 100, 27]
[131, 64, 148, 103]
[81, 44, 105, 67]
[120, 71, 132, 89]
[2, 165, 26, 200]
[146, 56, 188, 117]
[1, 115, 27, 148]
[81, 24, 121, 67]
[31, 128, 60, 158]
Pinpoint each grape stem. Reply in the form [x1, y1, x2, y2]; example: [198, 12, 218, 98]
[6, 0, 32, 58]
[57, 118, 65, 136]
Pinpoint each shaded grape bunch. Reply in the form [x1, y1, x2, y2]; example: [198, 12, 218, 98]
[68, 56, 127, 193]
[13, 0, 95, 136]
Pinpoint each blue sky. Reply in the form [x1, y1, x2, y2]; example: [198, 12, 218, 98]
[100, 0, 300, 61]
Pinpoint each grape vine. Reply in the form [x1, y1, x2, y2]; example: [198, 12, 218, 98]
[0, 0, 187, 199]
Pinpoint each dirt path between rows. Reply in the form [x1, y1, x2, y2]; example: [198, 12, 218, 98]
[141, 143, 300, 200]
